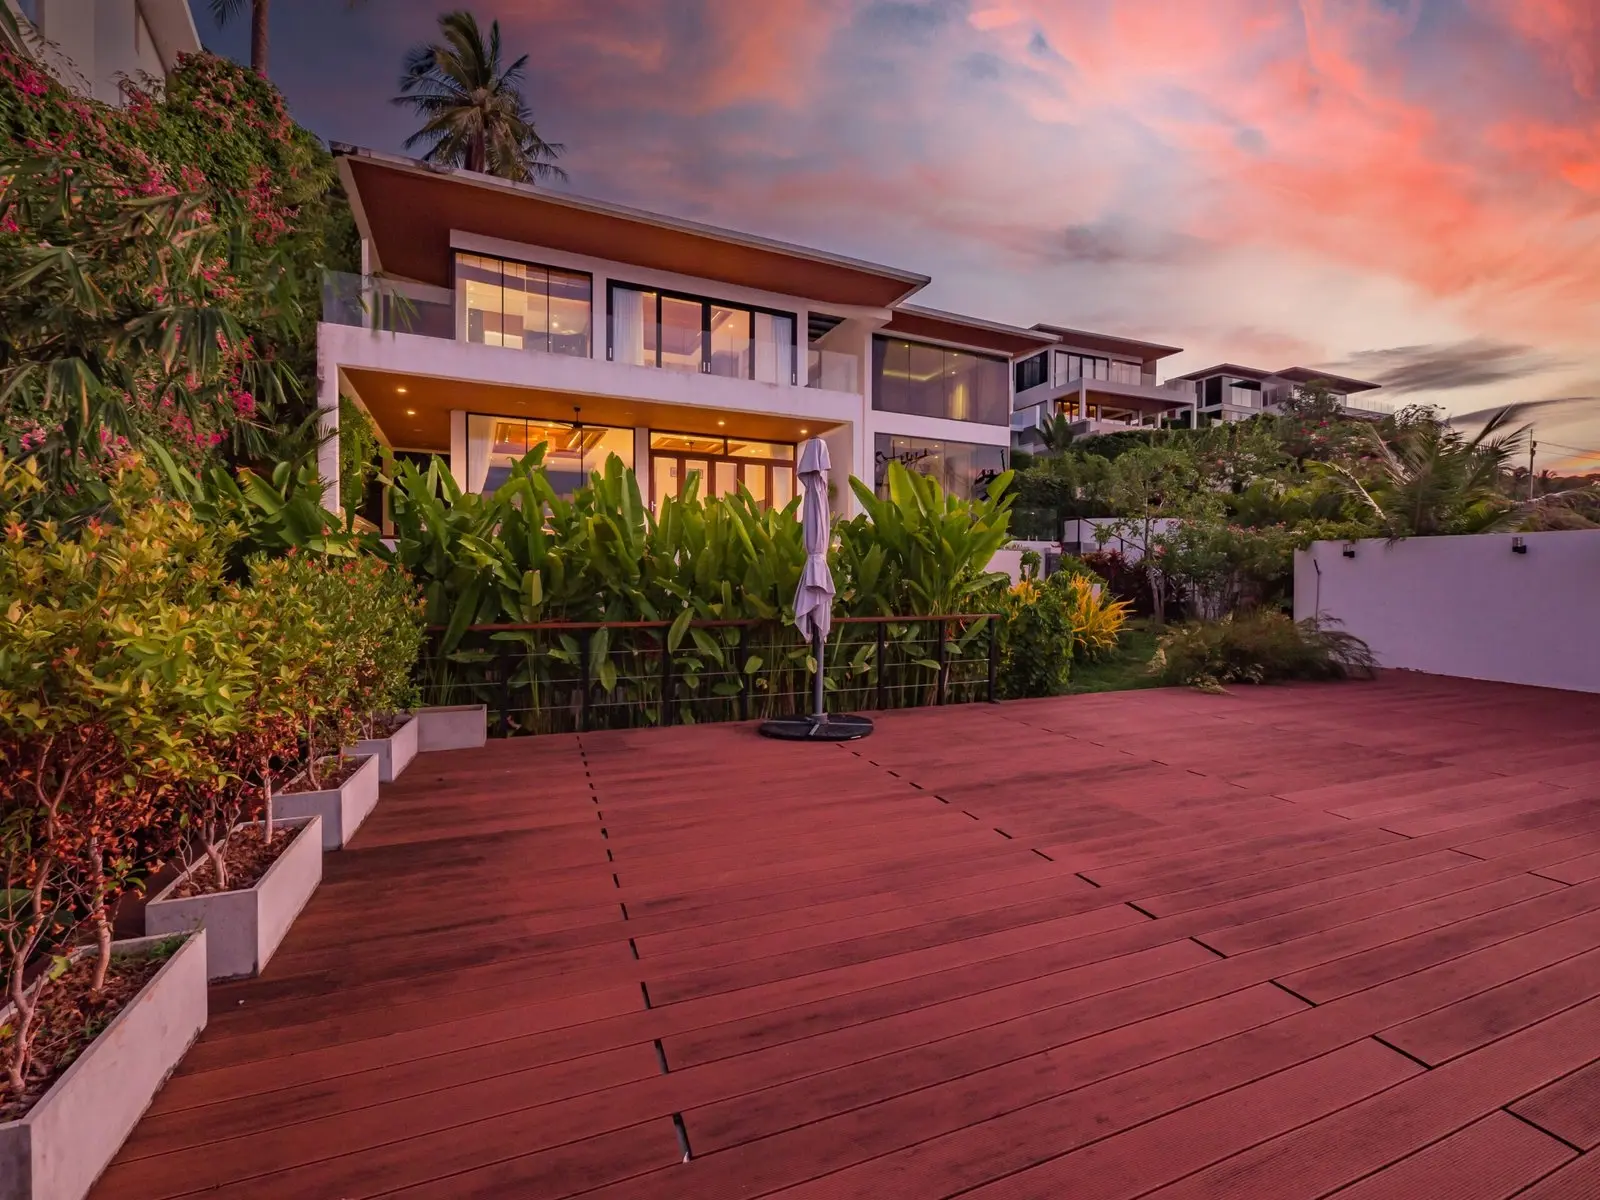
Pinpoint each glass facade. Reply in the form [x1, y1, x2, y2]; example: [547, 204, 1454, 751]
[609, 284, 796, 383]
[1053, 351, 1143, 386]
[455, 252, 591, 356]
[872, 338, 1009, 425]
[873, 434, 1007, 501]
[648, 433, 796, 511]
[466, 415, 633, 498]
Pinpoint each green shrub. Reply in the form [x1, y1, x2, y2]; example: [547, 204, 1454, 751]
[997, 579, 1072, 699]
[1154, 611, 1376, 690]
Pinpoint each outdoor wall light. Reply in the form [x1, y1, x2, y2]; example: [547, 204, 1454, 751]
[1512, 537, 1528, 555]
[1342, 543, 1357, 559]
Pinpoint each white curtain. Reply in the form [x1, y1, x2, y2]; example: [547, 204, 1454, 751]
[466, 414, 497, 494]
[611, 287, 648, 366]
[754, 313, 794, 384]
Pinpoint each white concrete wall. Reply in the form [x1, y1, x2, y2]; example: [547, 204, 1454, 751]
[18, 0, 194, 104]
[1295, 531, 1600, 694]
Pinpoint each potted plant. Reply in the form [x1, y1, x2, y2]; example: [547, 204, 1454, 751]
[259, 553, 379, 849]
[340, 557, 426, 781]
[0, 462, 225, 1199]
[143, 580, 325, 978]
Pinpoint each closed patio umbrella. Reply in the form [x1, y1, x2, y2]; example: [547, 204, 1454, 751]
[759, 438, 872, 741]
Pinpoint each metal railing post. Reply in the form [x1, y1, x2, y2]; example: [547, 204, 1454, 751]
[736, 625, 750, 722]
[660, 628, 674, 727]
[579, 629, 592, 733]
[935, 618, 948, 706]
[987, 615, 1000, 703]
[496, 642, 512, 737]
[875, 621, 888, 711]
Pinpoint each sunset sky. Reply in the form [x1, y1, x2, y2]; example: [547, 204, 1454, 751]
[198, 1, 1600, 470]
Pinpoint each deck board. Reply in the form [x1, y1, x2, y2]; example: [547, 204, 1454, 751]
[89, 674, 1600, 1199]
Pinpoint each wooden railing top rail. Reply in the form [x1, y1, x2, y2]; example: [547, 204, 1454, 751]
[430, 614, 1002, 633]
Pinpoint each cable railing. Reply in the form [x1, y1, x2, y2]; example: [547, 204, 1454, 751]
[418, 614, 1002, 736]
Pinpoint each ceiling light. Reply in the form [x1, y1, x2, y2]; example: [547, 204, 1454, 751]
[396, 386, 408, 394]
[799, 428, 809, 434]
[717, 420, 725, 427]
[406, 409, 416, 416]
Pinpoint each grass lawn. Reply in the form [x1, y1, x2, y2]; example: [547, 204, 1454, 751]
[1070, 619, 1165, 694]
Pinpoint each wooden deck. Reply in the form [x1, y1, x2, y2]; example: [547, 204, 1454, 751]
[92, 673, 1600, 1199]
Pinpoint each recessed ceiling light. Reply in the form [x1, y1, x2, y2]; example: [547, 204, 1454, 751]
[799, 428, 809, 434]
[406, 409, 416, 416]
[717, 420, 725, 427]
[396, 386, 408, 394]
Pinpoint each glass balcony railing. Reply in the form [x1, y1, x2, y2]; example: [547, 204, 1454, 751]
[806, 348, 859, 392]
[321, 271, 456, 339]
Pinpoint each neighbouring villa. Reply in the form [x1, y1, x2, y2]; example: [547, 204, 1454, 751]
[317, 147, 1388, 522]
[1169, 362, 1391, 423]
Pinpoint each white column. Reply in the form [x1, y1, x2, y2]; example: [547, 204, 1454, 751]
[316, 347, 341, 511]
[448, 410, 467, 492]
[634, 426, 651, 506]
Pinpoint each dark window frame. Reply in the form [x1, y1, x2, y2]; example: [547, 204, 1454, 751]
[451, 250, 594, 357]
[605, 281, 798, 384]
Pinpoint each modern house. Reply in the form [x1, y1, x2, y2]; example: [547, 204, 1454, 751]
[1010, 326, 1192, 445]
[1170, 364, 1389, 423]
[319, 148, 1054, 519]
[7, 0, 199, 105]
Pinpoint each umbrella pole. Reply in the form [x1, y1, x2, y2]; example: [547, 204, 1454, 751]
[813, 628, 826, 721]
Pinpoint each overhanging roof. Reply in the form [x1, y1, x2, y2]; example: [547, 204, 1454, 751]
[1173, 362, 1381, 394]
[335, 148, 930, 309]
[1274, 367, 1381, 394]
[1171, 362, 1278, 382]
[1030, 324, 1183, 362]
[884, 305, 1060, 358]
[143, 0, 202, 68]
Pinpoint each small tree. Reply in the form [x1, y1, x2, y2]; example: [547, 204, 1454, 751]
[1103, 444, 1197, 622]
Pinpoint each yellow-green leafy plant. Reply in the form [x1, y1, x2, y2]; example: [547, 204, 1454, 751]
[1050, 572, 1131, 662]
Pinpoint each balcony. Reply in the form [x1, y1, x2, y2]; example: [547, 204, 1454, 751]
[807, 348, 860, 392]
[322, 271, 456, 340]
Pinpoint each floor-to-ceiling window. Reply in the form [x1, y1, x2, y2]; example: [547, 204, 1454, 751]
[455, 252, 591, 356]
[648, 433, 796, 511]
[608, 284, 796, 384]
[466, 415, 633, 497]
[873, 434, 1006, 501]
[871, 337, 1009, 426]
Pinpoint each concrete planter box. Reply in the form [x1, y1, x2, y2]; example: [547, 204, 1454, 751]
[144, 816, 323, 981]
[416, 704, 487, 752]
[345, 713, 419, 783]
[0, 932, 207, 1200]
[274, 753, 379, 850]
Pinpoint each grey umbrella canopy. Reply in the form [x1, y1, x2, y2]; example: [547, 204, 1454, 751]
[758, 437, 872, 741]
[793, 437, 836, 650]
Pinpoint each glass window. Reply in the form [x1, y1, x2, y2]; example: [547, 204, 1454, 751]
[874, 434, 1007, 501]
[548, 268, 591, 356]
[610, 284, 795, 380]
[1015, 352, 1048, 393]
[1110, 360, 1142, 385]
[466, 414, 633, 498]
[660, 296, 704, 373]
[455, 252, 590, 356]
[709, 305, 751, 379]
[872, 338, 1010, 425]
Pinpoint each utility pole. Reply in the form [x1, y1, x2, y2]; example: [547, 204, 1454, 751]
[1528, 439, 1537, 502]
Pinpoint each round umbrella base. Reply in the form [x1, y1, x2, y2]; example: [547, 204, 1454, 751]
[757, 713, 875, 741]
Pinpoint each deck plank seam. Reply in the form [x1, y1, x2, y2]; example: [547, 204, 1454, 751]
[1501, 1105, 1587, 1154]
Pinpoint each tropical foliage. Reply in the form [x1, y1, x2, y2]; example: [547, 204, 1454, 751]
[1154, 611, 1377, 691]
[394, 10, 566, 183]
[387, 452, 1014, 731]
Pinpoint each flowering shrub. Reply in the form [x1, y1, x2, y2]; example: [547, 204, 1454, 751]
[0, 49, 355, 510]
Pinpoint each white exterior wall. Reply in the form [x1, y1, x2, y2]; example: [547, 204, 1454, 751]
[1294, 532, 1600, 694]
[15, 0, 195, 105]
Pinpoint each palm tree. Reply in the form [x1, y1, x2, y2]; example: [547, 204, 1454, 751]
[208, 0, 364, 78]
[1038, 413, 1077, 455]
[1319, 406, 1530, 537]
[393, 11, 566, 183]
